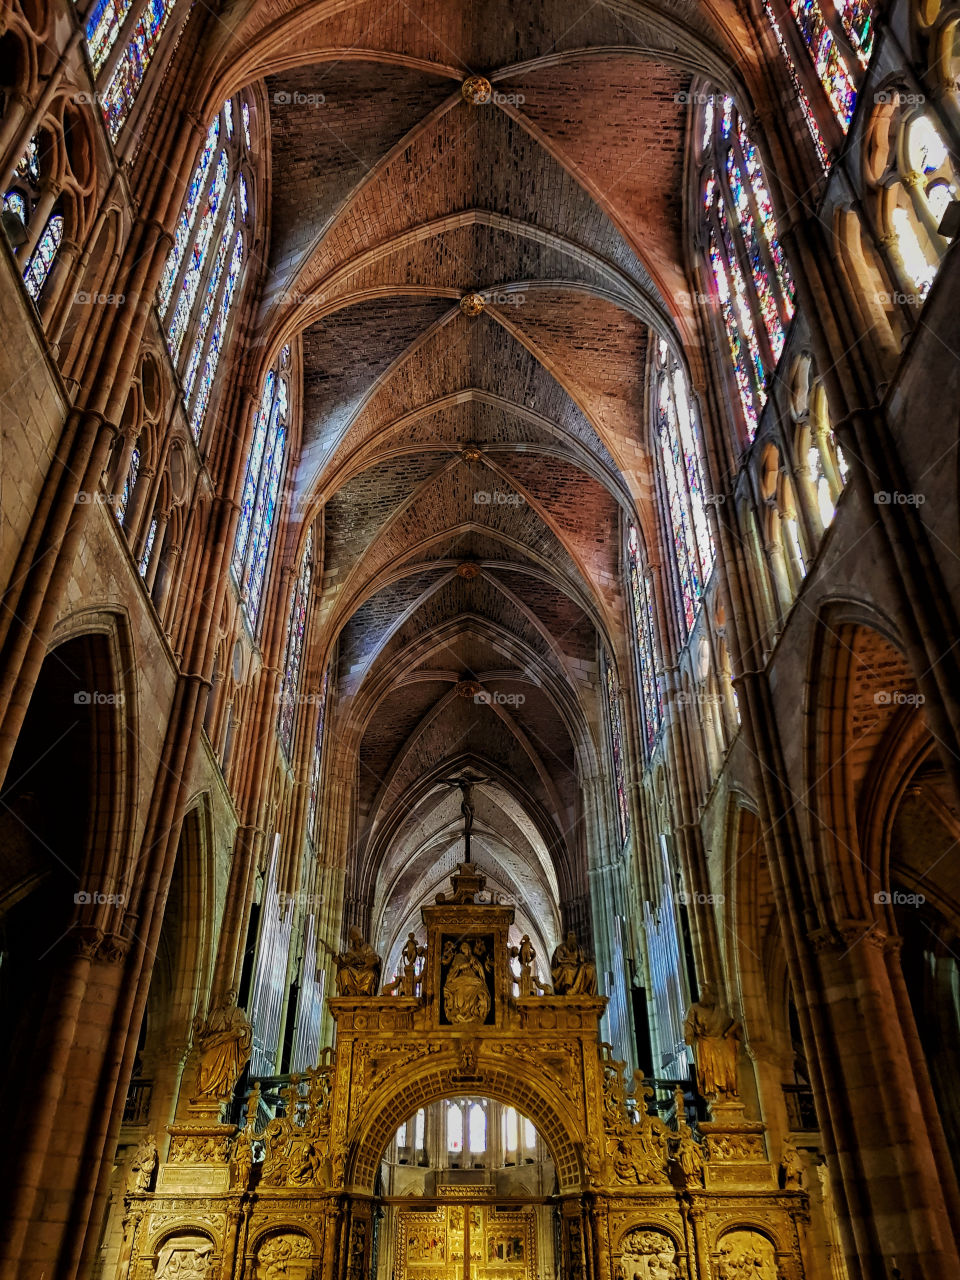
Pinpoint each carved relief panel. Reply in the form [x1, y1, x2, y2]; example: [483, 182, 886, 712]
[154, 1235, 214, 1280]
[716, 1230, 781, 1279]
[617, 1228, 685, 1280]
[254, 1231, 314, 1280]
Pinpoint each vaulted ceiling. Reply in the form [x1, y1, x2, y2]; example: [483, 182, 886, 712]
[214, 0, 754, 956]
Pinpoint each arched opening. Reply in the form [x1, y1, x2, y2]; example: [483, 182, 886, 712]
[375, 1097, 557, 1280]
[0, 632, 117, 1092]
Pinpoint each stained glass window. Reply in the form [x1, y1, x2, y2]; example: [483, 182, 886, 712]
[767, 0, 874, 138]
[116, 446, 140, 523]
[233, 357, 289, 626]
[654, 345, 716, 642]
[100, 0, 175, 142]
[23, 214, 63, 300]
[85, 0, 136, 74]
[158, 117, 219, 313]
[307, 668, 329, 841]
[626, 525, 663, 754]
[277, 528, 314, 755]
[703, 100, 795, 442]
[523, 1116, 536, 1149]
[158, 99, 250, 439]
[762, 1, 830, 168]
[138, 516, 158, 576]
[3, 191, 27, 223]
[504, 1107, 518, 1152]
[604, 656, 630, 845]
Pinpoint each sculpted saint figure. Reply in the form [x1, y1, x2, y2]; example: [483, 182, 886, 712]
[508, 934, 551, 996]
[335, 927, 382, 996]
[550, 931, 598, 995]
[781, 1138, 804, 1189]
[193, 990, 252, 1100]
[683, 981, 741, 1098]
[443, 942, 492, 1023]
[129, 1134, 158, 1191]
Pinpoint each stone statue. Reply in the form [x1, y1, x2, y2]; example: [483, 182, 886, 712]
[129, 1134, 158, 1192]
[193, 990, 252, 1100]
[509, 933, 551, 996]
[442, 942, 491, 1023]
[550, 930, 598, 995]
[334, 927, 382, 995]
[231, 1133, 255, 1190]
[399, 932, 425, 996]
[683, 981, 741, 1098]
[673, 1118, 704, 1187]
[781, 1138, 804, 1189]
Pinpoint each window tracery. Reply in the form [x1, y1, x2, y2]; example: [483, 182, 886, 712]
[603, 653, 630, 845]
[158, 97, 252, 440]
[5, 133, 65, 302]
[652, 342, 715, 638]
[94, 0, 178, 142]
[626, 524, 662, 756]
[307, 668, 330, 843]
[701, 99, 795, 441]
[233, 350, 290, 627]
[277, 528, 314, 756]
[867, 100, 958, 301]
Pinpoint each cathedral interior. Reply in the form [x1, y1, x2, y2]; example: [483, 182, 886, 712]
[1, 0, 959, 1276]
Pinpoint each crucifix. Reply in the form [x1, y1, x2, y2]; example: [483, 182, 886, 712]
[437, 774, 490, 862]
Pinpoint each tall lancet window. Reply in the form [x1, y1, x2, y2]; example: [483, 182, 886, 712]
[626, 525, 663, 756]
[653, 342, 716, 638]
[233, 350, 290, 626]
[157, 97, 252, 440]
[701, 98, 796, 441]
[764, 0, 874, 138]
[603, 653, 630, 845]
[87, 0, 181, 141]
[5, 135, 65, 301]
[307, 668, 330, 843]
[277, 528, 314, 756]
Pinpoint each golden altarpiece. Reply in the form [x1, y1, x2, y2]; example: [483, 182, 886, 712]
[117, 865, 811, 1280]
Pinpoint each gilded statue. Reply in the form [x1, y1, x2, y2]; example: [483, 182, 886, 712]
[683, 981, 741, 1098]
[129, 1134, 158, 1192]
[335, 927, 382, 996]
[550, 930, 598, 995]
[193, 990, 252, 1100]
[442, 941, 491, 1023]
[672, 1095, 705, 1187]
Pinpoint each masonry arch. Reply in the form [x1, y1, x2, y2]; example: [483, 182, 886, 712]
[347, 1062, 586, 1195]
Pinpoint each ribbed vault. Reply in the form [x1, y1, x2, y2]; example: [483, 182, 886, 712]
[203, 0, 733, 951]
